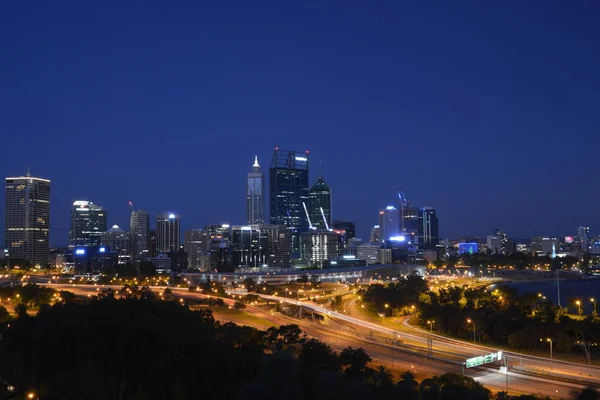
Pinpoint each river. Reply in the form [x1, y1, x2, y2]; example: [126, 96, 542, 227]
[490, 278, 600, 314]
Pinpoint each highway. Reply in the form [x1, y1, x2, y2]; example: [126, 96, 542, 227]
[42, 283, 600, 396]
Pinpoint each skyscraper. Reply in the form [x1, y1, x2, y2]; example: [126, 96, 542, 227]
[184, 229, 209, 270]
[70, 201, 107, 248]
[577, 226, 590, 252]
[100, 225, 131, 255]
[309, 176, 332, 230]
[231, 225, 268, 268]
[418, 207, 439, 249]
[333, 220, 355, 240]
[269, 148, 309, 253]
[156, 212, 180, 254]
[369, 225, 381, 243]
[130, 210, 150, 259]
[378, 206, 400, 241]
[4, 171, 51, 265]
[247, 155, 265, 225]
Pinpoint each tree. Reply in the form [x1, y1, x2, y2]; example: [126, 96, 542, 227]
[339, 347, 372, 381]
[396, 370, 419, 400]
[279, 324, 302, 345]
[232, 301, 245, 310]
[138, 261, 157, 277]
[371, 365, 392, 388]
[0, 305, 9, 322]
[163, 288, 174, 301]
[299, 339, 339, 370]
[242, 278, 256, 292]
[575, 387, 600, 400]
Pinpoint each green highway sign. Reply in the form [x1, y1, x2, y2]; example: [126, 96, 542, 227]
[465, 351, 503, 368]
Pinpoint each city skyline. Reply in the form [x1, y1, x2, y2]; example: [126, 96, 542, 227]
[2, 3, 600, 244]
[1, 156, 599, 247]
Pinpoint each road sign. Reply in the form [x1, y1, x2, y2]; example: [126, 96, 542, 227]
[465, 351, 503, 368]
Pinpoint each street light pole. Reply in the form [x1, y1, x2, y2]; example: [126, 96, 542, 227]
[467, 319, 476, 343]
[548, 338, 553, 366]
[591, 298, 597, 315]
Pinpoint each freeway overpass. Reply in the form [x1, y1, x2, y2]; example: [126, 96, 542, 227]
[181, 264, 425, 285]
[42, 283, 599, 396]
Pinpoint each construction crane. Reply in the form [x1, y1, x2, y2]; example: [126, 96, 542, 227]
[302, 202, 316, 230]
[396, 186, 409, 234]
[320, 207, 331, 231]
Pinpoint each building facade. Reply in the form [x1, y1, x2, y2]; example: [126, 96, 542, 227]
[269, 149, 309, 254]
[418, 207, 439, 249]
[184, 229, 209, 271]
[4, 172, 51, 265]
[100, 225, 131, 255]
[301, 231, 339, 268]
[247, 156, 265, 225]
[379, 206, 400, 242]
[70, 201, 107, 248]
[156, 212, 180, 254]
[231, 225, 268, 268]
[130, 210, 150, 259]
[577, 226, 590, 252]
[308, 176, 332, 230]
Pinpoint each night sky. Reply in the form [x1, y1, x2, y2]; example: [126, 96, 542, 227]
[1, 1, 599, 246]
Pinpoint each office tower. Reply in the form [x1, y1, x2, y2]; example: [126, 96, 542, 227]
[70, 201, 107, 248]
[260, 224, 291, 268]
[148, 230, 157, 257]
[487, 235, 502, 254]
[301, 231, 339, 268]
[156, 212, 180, 254]
[269, 148, 309, 253]
[401, 206, 419, 237]
[130, 210, 150, 259]
[418, 207, 439, 249]
[205, 224, 232, 270]
[378, 206, 400, 241]
[356, 243, 380, 264]
[247, 156, 265, 225]
[231, 225, 268, 268]
[308, 176, 332, 230]
[369, 225, 381, 243]
[333, 221, 355, 239]
[4, 171, 51, 265]
[100, 225, 131, 255]
[184, 229, 209, 270]
[577, 226, 590, 252]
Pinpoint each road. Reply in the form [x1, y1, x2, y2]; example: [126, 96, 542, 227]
[45, 283, 598, 397]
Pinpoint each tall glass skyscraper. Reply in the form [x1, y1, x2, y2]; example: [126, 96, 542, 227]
[378, 206, 400, 241]
[269, 149, 309, 254]
[308, 176, 331, 230]
[269, 149, 310, 228]
[156, 212, 180, 254]
[246, 155, 265, 224]
[70, 200, 107, 248]
[130, 210, 150, 258]
[4, 171, 51, 265]
[418, 207, 439, 249]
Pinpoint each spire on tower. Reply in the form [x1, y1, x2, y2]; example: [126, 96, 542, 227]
[26, 166, 31, 177]
[253, 155, 260, 168]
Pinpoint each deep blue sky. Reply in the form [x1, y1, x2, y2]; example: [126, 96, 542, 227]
[1, 1, 599, 246]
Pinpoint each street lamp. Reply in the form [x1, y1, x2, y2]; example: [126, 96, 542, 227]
[576, 300, 582, 315]
[467, 319, 476, 342]
[546, 337, 553, 365]
[427, 320, 434, 333]
[591, 298, 597, 314]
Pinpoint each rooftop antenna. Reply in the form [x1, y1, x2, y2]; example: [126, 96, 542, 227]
[319, 161, 323, 177]
[128, 201, 135, 212]
[26, 166, 31, 177]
